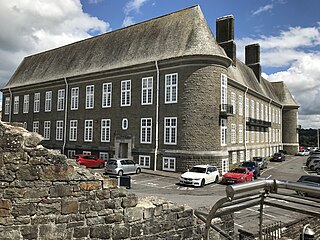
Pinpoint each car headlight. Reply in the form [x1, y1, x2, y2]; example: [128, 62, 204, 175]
[194, 178, 201, 181]
[240, 177, 244, 180]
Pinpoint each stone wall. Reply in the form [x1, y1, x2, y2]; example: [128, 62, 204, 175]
[0, 121, 206, 239]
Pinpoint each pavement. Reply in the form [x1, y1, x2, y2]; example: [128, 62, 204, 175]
[141, 168, 181, 179]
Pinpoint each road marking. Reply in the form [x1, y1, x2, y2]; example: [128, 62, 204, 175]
[132, 177, 163, 184]
[234, 223, 243, 228]
[176, 186, 194, 190]
[266, 175, 272, 179]
[161, 183, 177, 189]
[247, 208, 277, 218]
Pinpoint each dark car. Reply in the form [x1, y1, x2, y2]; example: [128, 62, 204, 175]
[296, 175, 320, 197]
[271, 152, 285, 162]
[239, 161, 261, 179]
[72, 154, 106, 168]
[253, 157, 268, 169]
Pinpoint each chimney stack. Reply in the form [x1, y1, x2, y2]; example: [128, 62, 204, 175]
[245, 43, 261, 83]
[216, 15, 236, 65]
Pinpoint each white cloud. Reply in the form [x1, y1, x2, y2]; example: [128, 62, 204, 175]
[237, 25, 320, 128]
[122, 16, 135, 27]
[88, 0, 103, 4]
[122, 0, 149, 27]
[252, 4, 273, 15]
[0, 0, 110, 88]
[124, 0, 149, 15]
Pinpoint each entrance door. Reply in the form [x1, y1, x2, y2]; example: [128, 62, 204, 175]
[119, 143, 128, 158]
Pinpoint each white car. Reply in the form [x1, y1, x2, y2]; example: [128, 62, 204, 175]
[296, 149, 310, 156]
[180, 165, 220, 187]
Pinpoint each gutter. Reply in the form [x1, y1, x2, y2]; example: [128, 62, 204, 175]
[154, 61, 160, 171]
[62, 77, 69, 154]
[268, 99, 272, 155]
[244, 87, 248, 160]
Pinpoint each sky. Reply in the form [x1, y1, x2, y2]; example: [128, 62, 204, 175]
[0, 0, 319, 129]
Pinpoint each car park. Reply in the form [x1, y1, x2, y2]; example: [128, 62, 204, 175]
[306, 155, 320, 167]
[314, 162, 320, 174]
[222, 168, 254, 184]
[105, 158, 141, 176]
[72, 154, 106, 168]
[239, 161, 260, 179]
[271, 152, 286, 162]
[180, 165, 220, 187]
[253, 157, 268, 169]
[296, 175, 320, 197]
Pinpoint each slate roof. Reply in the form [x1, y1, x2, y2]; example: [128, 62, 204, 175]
[4, 5, 227, 89]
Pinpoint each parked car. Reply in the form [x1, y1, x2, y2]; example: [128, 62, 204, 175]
[271, 152, 286, 162]
[253, 157, 268, 169]
[180, 165, 220, 187]
[296, 175, 320, 197]
[222, 168, 254, 184]
[314, 162, 320, 174]
[307, 158, 320, 171]
[72, 154, 106, 168]
[295, 149, 310, 156]
[306, 155, 320, 167]
[105, 158, 141, 176]
[239, 161, 260, 179]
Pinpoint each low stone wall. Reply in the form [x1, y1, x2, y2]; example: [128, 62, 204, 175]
[0, 121, 205, 239]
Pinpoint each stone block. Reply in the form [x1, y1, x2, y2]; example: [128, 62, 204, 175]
[0, 227, 20, 239]
[87, 216, 105, 226]
[16, 166, 41, 181]
[40, 165, 75, 181]
[21, 225, 38, 239]
[90, 225, 112, 239]
[79, 201, 90, 214]
[73, 226, 89, 238]
[3, 151, 28, 164]
[0, 199, 12, 210]
[125, 207, 143, 222]
[112, 224, 130, 240]
[96, 189, 111, 200]
[49, 185, 72, 197]
[24, 188, 49, 199]
[122, 195, 138, 208]
[0, 209, 10, 217]
[79, 181, 101, 191]
[143, 206, 155, 219]
[14, 216, 31, 225]
[0, 169, 15, 182]
[0, 217, 14, 226]
[102, 177, 118, 189]
[61, 200, 78, 215]
[31, 214, 55, 225]
[105, 213, 123, 224]
[12, 203, 36, 217]
[38, 202, 60, 215]
[90, 200, 105, 211]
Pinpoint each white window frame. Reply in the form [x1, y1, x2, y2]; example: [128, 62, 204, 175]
[69, 120, 78, 141]
[4, 97, 10, 115]
[71, 87, 79, 110]
[162, 157, 176, 171]
[34, 93, 40, 113]
[165, 73, 178, 104]
[57, 89, 65, 111]
[43, 121, 50, 140]
[122, 118, 128, 130]
[45, 91, 52, 112]
[164, 117, 177, 145]
[13, 96, 19, 114]
[265, 105, 268, 122]
[231, 124, 236, 144]
[102, 83, 112, 108]
[101, 119, 111, 142]
[246, 150, 250, 161]
[86, 85, 94, 109]
[231, 92, 236, 114]
[261, 103, 264, 121]
[239, 124, 243, 144]
[141, 118, 152, 144]
[245, 97, 249, 120]
[99, 152, 109, 161]
[256, 127, 260, 143]
[83, 151, 91, 155]
[139, 155, 151, 168]
[141, 77, 153, 105]
[33, 121, 39, 133]
[251, 99, 255, 119]
[23, 95, 29, 114]
[121, 80, 131, 107]
[84, 120, 93, 142]
[68, 150, 76, 158]
[251, 126, 255, 143]
[220, 118, 227, 146]
[238, 95, 243, 116]
[256, 102, 260, 120]
[23, 122, 27, 129]
[221, 74, 227, 111]
[56, 120, 63, 141]
[239, 151, 244, 163]
[231, 152, 237, 164]
[221, 158, 229, 175]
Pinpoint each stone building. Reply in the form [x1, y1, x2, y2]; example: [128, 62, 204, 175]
[1, 5, 299, 173]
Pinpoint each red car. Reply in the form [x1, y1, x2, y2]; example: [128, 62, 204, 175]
[222, 167, 254, 184]
[72, 154, 106, 168]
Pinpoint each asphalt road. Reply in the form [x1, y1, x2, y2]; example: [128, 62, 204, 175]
[93, 155, 319, 236]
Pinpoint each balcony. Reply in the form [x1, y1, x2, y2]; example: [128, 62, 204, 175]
[246, 117, 271, 128]
[219, 104, 234, 117]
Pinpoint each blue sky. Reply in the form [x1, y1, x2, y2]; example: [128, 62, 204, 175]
[0, 0, 320, 128]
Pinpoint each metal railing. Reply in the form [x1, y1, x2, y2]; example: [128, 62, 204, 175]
[195, 179, 320, 240]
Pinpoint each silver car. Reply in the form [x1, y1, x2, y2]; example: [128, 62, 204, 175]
[105, 158, 141, 176]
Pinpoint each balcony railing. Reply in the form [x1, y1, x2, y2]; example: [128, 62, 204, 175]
[220, 104, 234, 117]
[246, 117, 271, 127]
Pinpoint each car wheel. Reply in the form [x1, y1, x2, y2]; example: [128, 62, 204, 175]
[310, 166, 314, 171]
[200, 179, 205, 187]
[118, 170, 123, 176]
[136, 168, 141, 174]
[215, 176, 219, 183]
[98, 163, 104, 168]
[254, 175, 257, 180]
[316, 168, 320, 175]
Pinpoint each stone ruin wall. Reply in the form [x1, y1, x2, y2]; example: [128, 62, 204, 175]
[0, 121, 207, 239]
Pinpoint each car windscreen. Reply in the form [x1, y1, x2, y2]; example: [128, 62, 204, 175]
[241, 162, 255, 167]
[190, 167, 206, 173]
[107, 160, 117, 166]
[231, 168, 246, 173]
